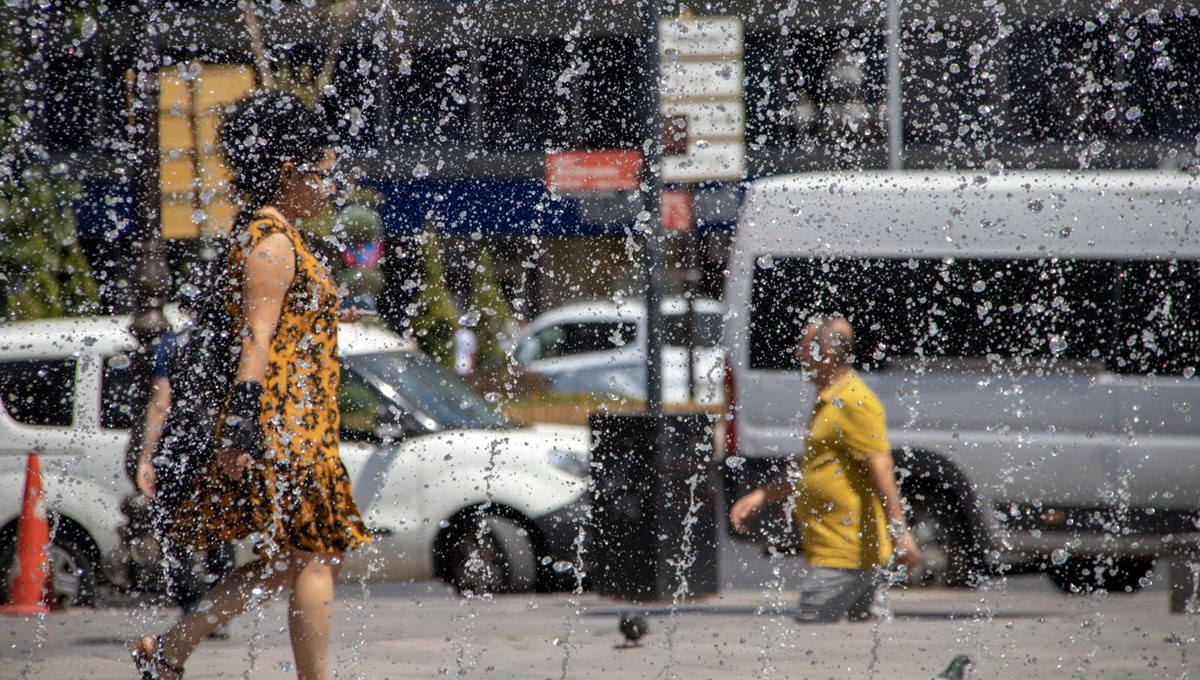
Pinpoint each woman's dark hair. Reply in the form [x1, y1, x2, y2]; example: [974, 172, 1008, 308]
[218, 91, 332, 209]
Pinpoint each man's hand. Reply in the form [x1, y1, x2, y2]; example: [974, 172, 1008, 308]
[216, 449, 253, 481]
[891, 530, 925, 571]
[730, 488, 767, 533]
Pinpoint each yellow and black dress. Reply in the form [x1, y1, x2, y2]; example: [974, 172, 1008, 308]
[173, 211, 371, 557]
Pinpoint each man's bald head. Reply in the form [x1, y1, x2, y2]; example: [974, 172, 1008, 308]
[798, 315, 856, 372]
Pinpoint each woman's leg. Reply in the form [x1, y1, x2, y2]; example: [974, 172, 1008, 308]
[286, 551, 340, 680]
[155, 558, 291, 667]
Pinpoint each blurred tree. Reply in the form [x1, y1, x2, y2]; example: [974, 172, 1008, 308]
[0, 173, 100, 321]
[412, 230, 458, 370]
[0, 12, 99, 321]
[468, 247, 516, 375]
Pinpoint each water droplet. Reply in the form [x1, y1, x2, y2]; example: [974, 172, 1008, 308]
[438, 519, 451, 529]
[756, 255, 774, 270]
[1059, 226, 1072, 239]
[1174, 401, 1193, 413]
[1125, 106, 1143, 122]
[484, 392, 500, 403]
[1048, 335, 1067, 355]
[695, 139, 710, 149]
[80, 16, 98, 40]
[107, 354, 131, 369]
[412, 163, 430, 178]
[1051, 549, 1069, 566]
[551, 560, 574, 574]
[972, 280, 987, 293]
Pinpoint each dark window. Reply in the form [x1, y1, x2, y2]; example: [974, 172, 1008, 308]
[0, 359, 76, 427]
[904, 21, 999, 150]
[1113, 260, 1200, 376]
[535, 322, 637, 360]
[324, 37, 381, 151]
[101, 354, 143, 430]
[573, 36, 640, 149]
[1007, 20, 1116, 142]
[749, 257, 1117, 370]
[663, 311, 724, 347]
[389, 47, 472, 147]
[479, 38, 569, 152]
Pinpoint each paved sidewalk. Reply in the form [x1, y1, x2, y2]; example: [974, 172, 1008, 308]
[2, 578, 1197, 680]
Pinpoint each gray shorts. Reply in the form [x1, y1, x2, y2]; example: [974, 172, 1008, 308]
[794, 564, 888, 623]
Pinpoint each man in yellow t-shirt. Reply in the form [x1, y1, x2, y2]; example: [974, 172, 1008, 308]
[731, 315, 923, 622]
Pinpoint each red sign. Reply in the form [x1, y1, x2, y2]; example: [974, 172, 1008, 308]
[545, 150, 642, 192]
[662, 189, 692, 232]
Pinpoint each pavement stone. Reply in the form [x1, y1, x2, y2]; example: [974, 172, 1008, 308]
[2, 577, 1198, 680]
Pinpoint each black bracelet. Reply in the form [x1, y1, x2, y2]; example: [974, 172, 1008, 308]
[222, 381, 264, 459]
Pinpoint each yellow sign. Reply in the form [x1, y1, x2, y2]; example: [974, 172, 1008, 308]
[158, 64, 255, 239]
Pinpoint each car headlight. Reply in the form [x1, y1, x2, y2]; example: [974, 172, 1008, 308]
[546, 448, 589, 478]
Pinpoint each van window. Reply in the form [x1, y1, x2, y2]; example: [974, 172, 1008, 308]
[750, 257, 1118, 370]
[1113, 260, 1200, 376]
[0, 359, 76, 426]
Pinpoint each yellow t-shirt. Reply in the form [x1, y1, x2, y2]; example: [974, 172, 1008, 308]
[794, 370, 892, 569]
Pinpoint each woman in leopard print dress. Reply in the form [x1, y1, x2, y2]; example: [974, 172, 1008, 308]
[132, 91, 369, 680]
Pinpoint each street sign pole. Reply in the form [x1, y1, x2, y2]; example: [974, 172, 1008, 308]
[638, 0, 666, 418]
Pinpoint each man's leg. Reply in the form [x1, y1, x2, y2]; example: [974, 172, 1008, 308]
[795, 565, 880, 623]
[846, 567, 888, 622]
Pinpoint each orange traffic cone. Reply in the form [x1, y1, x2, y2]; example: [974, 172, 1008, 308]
[1, 453, 51, 616]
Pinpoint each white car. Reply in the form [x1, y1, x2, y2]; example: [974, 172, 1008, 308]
[0, 316, 591, 604]
[513, 297, 726, 405]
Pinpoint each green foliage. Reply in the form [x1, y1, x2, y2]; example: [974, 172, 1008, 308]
[467, 248, 516, 375]
[411, 231, 458, 370]
[0, 173, 100, 321]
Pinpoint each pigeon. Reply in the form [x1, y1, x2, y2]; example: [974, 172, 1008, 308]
[617, 612, 649, 647]
[935, 654, 973, 680]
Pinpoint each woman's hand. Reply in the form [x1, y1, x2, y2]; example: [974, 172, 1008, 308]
[135, 458, 157, 498]
[216, 449, 253, 481]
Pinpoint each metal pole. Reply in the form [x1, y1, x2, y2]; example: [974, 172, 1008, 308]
[886, 0, 903, 171]
[638, 0, 665, 417]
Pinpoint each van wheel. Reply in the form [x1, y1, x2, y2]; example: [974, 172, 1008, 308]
[0, 521, 98, 607]
[1048, 557, 1154, 594]
[443, 516, 537, 596]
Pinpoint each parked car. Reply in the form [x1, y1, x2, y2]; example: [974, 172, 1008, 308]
[512, 297, 726, 405]
[724, 170, 1200, 592]
[0, 316, 591, 605]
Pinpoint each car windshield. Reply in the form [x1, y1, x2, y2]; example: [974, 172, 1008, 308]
[342, 351, 506, 432]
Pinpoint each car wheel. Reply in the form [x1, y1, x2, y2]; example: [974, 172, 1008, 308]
[901, 499, 982, 588]
[0, 521, 98, 607]
[1048, 556, 1154, 594]
[445, 515, 537, 596]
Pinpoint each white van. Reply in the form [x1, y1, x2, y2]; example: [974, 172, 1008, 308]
[0, 316, 591, 605]
[724, 171, 1199, 592]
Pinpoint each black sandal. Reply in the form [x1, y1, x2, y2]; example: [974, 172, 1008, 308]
[129, 636, 185, 680]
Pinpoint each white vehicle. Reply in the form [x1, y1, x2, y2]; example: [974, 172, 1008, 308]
[0, 317, 591, 604]
[513, 297, 726, 405]
[725, 171, 1199, 592]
